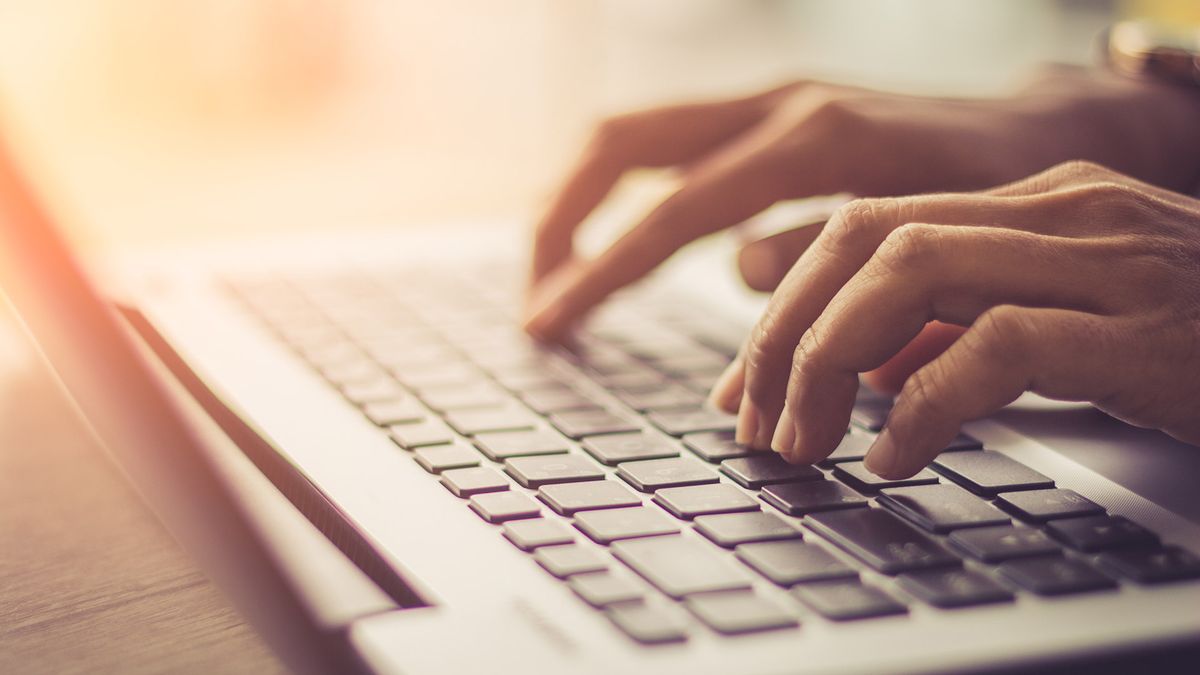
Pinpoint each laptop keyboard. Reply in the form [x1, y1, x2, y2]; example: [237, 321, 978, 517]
[227, 266, 1200, 644]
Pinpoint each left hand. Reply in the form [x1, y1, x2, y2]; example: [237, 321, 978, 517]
[709, 160, 1200, 478]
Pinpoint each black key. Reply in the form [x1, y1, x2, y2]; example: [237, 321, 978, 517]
[648, 408, 736, 436]
[569, 572, 644, 607]
[791, 580, 906, 621]
[575, 506, 681, 544]
[412, 442, 480, 473]
[617, 385, 704, 412]
[519, 387, 599, 414]
[735, 541, 856, 586]
[683, 431, 753, 462]
[502, 519, 575, 551]
[611, 535, 752, 598]
[806, 508, 960, 574]
[684, 591, 798, 635]
[694, 512, 801, 548]
[533, 544, 608, 578]
[932, 451, 1054, 497]
[947, 525, 1060, 563]
[549, 409, 639, 439]
[582, 433, 678, 466]
[1098, 546, 1200, 584]
[616, 457, 719, 493]
[833, 462, 939, 493]
[444, 407, 538, 435]
[538, 481, 643, 516]
[505, 455, 605, 488]
[1046, 515, 1159, 552]
[363, 399, 426, 426]
[898, 569, 1014, 608]
[653, 484, 759, 519]
[998, 557, 1117, 596]
[817, 432, 874, 466]
[720, 455, 823, 489]
[439, 466, 510, 497]
[419, 384, 509, 412]
[878, 484, 1011, 533]
[849, 400, 891, 432]
[606, 603, 688, 644]
[468, 492, 542, 523]
[995, 488, 1105, 523]
[473, 429, 570, 461]
[761, 481, 869, 516]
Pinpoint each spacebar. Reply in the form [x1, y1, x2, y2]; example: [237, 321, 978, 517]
[611, 535, 751, 598]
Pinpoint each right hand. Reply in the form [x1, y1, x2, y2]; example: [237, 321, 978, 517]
[523, 67, 1200, 341]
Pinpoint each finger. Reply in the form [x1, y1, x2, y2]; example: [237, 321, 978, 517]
[530, 87, 793, 286]
[735, 184, 1109, 450]
[737, 222, 825, 292]
[861, 321, 965, 394]
[774, 225, 1123, 463]
[865, 306, 1127, 478]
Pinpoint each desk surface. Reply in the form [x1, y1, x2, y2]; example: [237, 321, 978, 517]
[0, 319, 283, 674]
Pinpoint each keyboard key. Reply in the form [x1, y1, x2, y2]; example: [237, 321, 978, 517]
[995, 488, 1105, 523]
[505, 455, 605, 488]
[519, 387, 599, 414]
[932, 451, 1054, 497]
[945, 431, 983, 452]
[1046, 515, 1159, 552]
[1098, 547, 1200, 584]
[947, 526, 1061, 563]
[502, 519, 575, 551]
[444, 407, 538, 435]
[616, 457, 719, 493]
[439, 466, 510, 497]
[597, 371, 668, 392]
[538, 481, 643, 516]
[791, 580, 906, 621]
[575, 507, 681, 544]
[412, 442, 480, 473]
[647, 408, 736, 436]
[419, 383, 509, 411]
[898, 569, 1013, 608]
[534, 544, 608, 578]
[605, 603, 688, 644]
[761, 481, 869, 516]
[569, 572, 645, 607]
[849, 400, 891, 432]
[998, 557, 1117, 596]
[817, 432, 874, 466]
[720, 455, 823, 489]
[388, 420, 455, 449]
[582, 433, 678, 466]
[468, 492, 541, 523]
[735, 541, 856, 585]
[341, 378, 407, 404]
[832, 462, 940, 493]
[611, 535, 752, 598]
[684, 591, 797, 635]
[549, 409, 639, 439]
[617, 385, 705, 412]
[806, 508, 960, 574]
[695, 512, 801, 548]
[363, 399, 426, 426]
[653, 484, 759, 519]
[682, 431, 754, 462]
[877, 484, 1011, 533]
[473, 429, 570, 461]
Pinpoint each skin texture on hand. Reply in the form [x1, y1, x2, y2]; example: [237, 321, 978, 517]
[709, 160, 1200, 478]
[524, 66, 1200, 340]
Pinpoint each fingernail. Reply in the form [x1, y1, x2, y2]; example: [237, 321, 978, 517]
[522, 298, 565, 340]
[770, 416, 797, 458]
[864, 431, 898, 477]
[752, 413, 775, 450]
[735, 401, 761, 447]
[707, 361, 743, 412]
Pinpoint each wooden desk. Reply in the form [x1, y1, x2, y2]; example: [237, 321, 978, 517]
[0, 319, 283, 674]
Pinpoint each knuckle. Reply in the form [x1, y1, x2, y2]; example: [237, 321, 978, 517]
[824, 197, 900, 254]
[873, 223, 943, 275]
[1050, 159, 1112, 184]
[899, 366, 951, 418]
[970, 305, 1033, 364]
[804, 96, 870, 134]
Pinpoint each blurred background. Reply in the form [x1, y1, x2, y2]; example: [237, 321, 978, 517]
[0, 0, 1196, 253]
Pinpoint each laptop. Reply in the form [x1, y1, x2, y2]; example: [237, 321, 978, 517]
[3, 127, 1200, 674]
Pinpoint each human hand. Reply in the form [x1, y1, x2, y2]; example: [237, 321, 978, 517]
[709, 160, 1200, 479]
[524, 67, 1200, 340]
